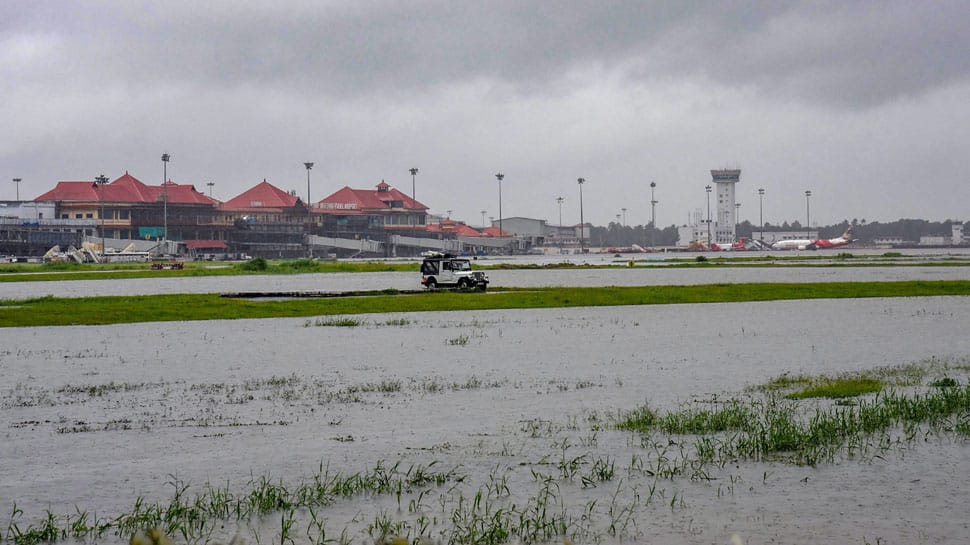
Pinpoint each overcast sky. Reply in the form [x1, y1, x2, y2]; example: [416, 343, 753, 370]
[2, 1, 969, 228]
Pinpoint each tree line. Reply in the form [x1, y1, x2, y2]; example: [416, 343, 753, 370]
[590, 218, 967, 247]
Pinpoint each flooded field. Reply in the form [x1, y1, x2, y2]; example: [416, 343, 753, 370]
[2, 264, 970, 299]
[2, 295, 969, 544]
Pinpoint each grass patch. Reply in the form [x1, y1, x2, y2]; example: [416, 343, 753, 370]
[786, 377, 883, 399]
[3, 280, 970, 327]
[305, 317, 364, 327]
[617, 362, 970, 466]
[757, 373, 812, 391]
[0, 258, 419, 282]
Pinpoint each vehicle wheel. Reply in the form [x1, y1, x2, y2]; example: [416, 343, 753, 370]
[457, 278, 469, 289]
[478, 283, 487, 292]
[426, 278, 437, 289]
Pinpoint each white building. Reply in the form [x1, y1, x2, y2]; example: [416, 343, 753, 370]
[710, 169, 740, 244]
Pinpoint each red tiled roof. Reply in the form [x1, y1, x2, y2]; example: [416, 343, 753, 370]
[426, 219, 485, 237]
[34, 172, 215, 205]
[317, 182, 428, 214]
[35, 181, 100, 202]
[480, 226, 511, 237]
[221, 180, 303, 212]
[183, 240, 228, 249]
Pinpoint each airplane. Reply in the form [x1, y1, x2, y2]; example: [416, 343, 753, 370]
[711, 237, 748, 252]
[770, 229, 854, 250]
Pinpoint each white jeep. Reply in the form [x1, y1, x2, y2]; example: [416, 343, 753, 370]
[420, 253, 488, 290]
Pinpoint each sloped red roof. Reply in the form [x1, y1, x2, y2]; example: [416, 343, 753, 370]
[35, 181, 100, 202]
[426, 219, 485, 237]
[480, 226, 511, 237]
[221, 180, 303, 212]
[317, 182, 428, 214]
[183, 240, 228, 249]
[34, 172, 216, 205]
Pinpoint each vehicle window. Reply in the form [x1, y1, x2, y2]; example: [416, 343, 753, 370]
[454, 261, 470, 271]
[421, 261, 438, 274]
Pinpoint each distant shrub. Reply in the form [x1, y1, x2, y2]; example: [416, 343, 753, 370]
[41, 261, 82, 271]
[882, 252, 903, 257]
[279, 258, 318, 271]
[238, 257, 268, 271]
[835, 252, 854, 259]
[695, 255, 708, 263]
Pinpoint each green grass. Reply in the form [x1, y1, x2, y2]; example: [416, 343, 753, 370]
[4, 253, 970, 282]
[786, 377, 883, 399]
[0, 259, 419, 282]
[2, 280, 970, 327]
[617, 364, 970, 466]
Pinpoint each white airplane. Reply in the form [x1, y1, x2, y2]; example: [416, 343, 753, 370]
[771, 229, 854, 250]
[710, 238, 751, 251]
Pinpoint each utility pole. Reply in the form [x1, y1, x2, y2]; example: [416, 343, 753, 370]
[705, 184, 712, 245]
[650, 181, 657, 248]
[161, 153, 169, 251]
[577, 178, 586, 253]
[758, 188, 765, 243]
[409, 167, 419, 229]
[304, 162, 314, 258]
[94, 175, 109, 261]
[556, 196, 564, 249]
[495, 173, 504, 251]
[805, 190, 812, 237]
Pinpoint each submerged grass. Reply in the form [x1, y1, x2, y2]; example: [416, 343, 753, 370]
[786, 377, 883, 399]
[618, 366, 970, 466]
[2, 462, 462, 545]
[2, 280, 970, 327]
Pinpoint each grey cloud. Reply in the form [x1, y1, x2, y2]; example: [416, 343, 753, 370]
[11, 1, 967, 107]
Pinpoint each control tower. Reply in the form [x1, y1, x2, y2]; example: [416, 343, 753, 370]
[710, 169, 740, 244]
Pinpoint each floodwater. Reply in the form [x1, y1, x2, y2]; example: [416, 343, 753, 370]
[2, 264, 970, 299]
[2, 292, 970, 543]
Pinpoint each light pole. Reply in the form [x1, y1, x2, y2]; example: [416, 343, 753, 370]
[161, 153, 169, 249]
[409, 167, 419, 228]
[758, 188, 765, 243]
[621, 207, 627, 227]
[481, 210, 487, 228]
[650, 181, 657, 248]
[206, 181, 214, 197]
[577, 177, 585, 253]
[12, 178, 21, 201]
[94, 174, 108, 261]
[495, 172, 504, 242]
[304, 162, 314, 258]
[705, 184, 712, 245]
[805, 190, 812, 237]
[556, 196, 564, 248]
[447, 209, 453, 219]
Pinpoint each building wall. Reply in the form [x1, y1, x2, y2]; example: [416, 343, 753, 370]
[0, 202, 57, 220]
[494, 217, 547, 237]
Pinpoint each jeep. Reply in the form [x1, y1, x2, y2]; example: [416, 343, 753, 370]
[420, 253, 488, 290]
